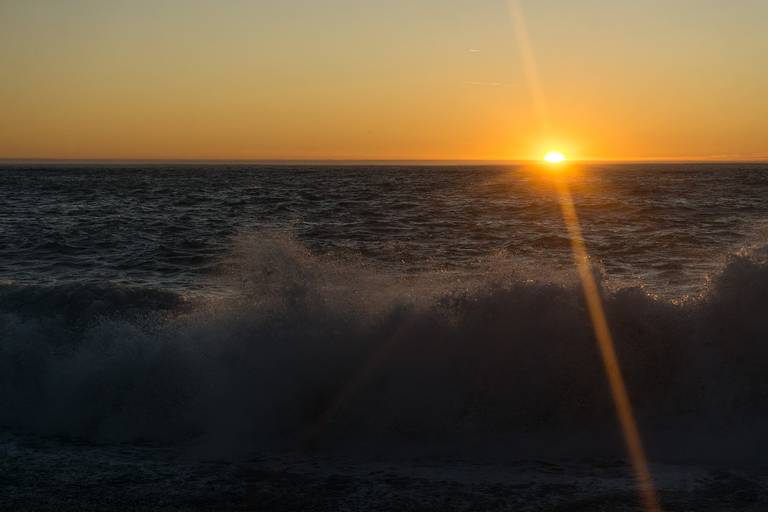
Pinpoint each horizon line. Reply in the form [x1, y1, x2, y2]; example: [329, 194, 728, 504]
[2, 157, 768, 166]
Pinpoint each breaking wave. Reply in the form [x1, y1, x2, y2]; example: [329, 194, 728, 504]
[2, 234, 768, 462]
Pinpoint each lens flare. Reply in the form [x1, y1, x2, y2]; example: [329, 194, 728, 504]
[554, 180, 661, 512]
[508, 1, 661, 510]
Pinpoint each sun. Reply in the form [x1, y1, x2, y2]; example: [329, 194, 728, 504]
[544, 150, 566, 164]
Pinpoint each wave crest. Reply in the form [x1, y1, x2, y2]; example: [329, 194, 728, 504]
[2, 235, 768, 460]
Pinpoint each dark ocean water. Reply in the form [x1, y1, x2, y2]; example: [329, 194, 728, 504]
[4, 163, 768, 296]
[3, 163, 768, 510]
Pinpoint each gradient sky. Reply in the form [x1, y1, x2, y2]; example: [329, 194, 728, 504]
[1, 0, 767, 161]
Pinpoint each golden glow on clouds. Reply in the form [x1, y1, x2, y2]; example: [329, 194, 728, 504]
[0, 0, 767, 161]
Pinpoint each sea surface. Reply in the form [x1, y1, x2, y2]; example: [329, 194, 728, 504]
[4, 163, 768, 297]
[3, 163, 768, 510]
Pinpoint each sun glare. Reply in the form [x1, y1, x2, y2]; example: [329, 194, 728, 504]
[544, 150, 566, 164]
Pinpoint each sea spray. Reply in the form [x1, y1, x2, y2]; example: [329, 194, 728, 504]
[2, 235, 768, 461]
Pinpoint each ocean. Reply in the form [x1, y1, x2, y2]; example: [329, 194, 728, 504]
[3, 163, 768, 510]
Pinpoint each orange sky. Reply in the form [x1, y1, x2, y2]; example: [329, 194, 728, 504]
[1, 0, 767, 161]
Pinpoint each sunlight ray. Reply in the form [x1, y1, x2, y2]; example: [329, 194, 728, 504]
[507, 2, 661, 510]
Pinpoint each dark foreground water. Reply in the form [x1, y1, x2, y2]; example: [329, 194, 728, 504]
[3, 163, 768, 510]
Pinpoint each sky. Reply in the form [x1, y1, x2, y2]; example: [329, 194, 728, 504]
[1, 0, 767, 161]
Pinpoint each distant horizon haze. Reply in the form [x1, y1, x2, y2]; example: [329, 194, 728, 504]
[3, 157, 768, 166]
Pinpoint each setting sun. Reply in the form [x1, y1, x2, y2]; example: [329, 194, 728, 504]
[544, 151, 566, 164]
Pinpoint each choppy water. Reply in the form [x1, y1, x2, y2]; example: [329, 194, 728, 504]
[3, 163, 768, 509]
[4, 163, 768, 297]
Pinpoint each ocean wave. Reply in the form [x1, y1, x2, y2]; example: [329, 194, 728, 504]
[2, 234, 768, 461]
